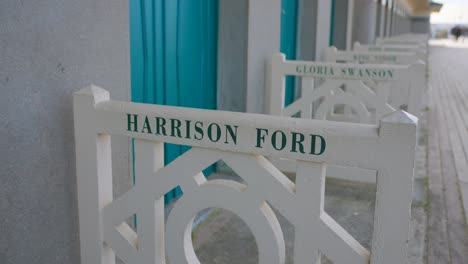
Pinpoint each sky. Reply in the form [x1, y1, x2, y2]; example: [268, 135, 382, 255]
[431, 0, 468, 24]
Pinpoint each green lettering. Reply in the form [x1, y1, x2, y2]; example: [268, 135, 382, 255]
[170, 118, 182, 138]
[224, 125, 238, 144]
[255, 128, 268, 148]
[271, 130, 287, 151]
[127, 114, 138, 132]
[310, 134, 326, 155]
[185, 120, 192, 139]
[141, 116, 152, 134]
[155, 117, 167, 136]
[194, 121, 204, 140]
[296, 65, 303, 73]
[208, 123, 222, 142]
[291, 132, 305, 153]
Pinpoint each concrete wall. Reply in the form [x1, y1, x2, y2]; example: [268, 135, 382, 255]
[353, 0, 378, 44]
[246, 0, 282, 113]
[217, 0, 248, 112]
[411, 18, 430, 34]
[394, 15, 412, 35]
[217, 0, 281, 114]
[375, 1, 384, 38]
[332, 0, 349, 50]
[0, 1, 130, 263]
[297, 0, 318, 60]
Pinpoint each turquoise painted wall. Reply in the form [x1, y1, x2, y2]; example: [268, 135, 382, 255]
[130, 0, 218, 202]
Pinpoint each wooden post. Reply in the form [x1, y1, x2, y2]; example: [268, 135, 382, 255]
[74, 85, 115, 264]
[372, 110, 417, 263]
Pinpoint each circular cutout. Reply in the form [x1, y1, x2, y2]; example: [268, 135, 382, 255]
[165, 180, 285, 264]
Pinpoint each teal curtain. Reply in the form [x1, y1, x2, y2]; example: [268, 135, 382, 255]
[280, 0, 299, 106]
[130, 0, 218, 203]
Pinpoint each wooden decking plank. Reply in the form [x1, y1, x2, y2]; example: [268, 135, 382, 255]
[426, 97, 450, 264]
[430, 60, 468, 263]
[438, 72, 468, 183]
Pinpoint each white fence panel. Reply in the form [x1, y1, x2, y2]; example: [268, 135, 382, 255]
[265, 53, 421, 181]
[323, 47, 426, 116]
[74, 85, 417, 264]
[323, 46, 420, 65]
[354, 42, 426, 61]
[375, 36, 428, 50]
[266, 53, 423, 122]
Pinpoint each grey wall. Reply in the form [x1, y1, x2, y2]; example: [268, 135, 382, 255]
[411, 18, 430, 34]
[246, 0, 282, 114]
[0, 1, 130, 264]
[394, 15, 412, 35]
[332, 0, 349, 50]
[217, 0, 248, 112]
[297, 0, 318, 61]
[353, 0, 378, 44]
[217, 0, 281, 114]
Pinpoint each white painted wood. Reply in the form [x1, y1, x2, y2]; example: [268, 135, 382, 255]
[266, 53, 420, 183]
[371, 111, 418, 263]
[324, 46, 420, 64]
[353, 42, 426, 62]
[73, 86, 115, 264]
[323, 47, 427, 115]
[74, 86, 417, 264]
[266, 52, 415, 124]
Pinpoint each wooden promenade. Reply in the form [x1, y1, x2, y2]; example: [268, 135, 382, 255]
[427, 42, 468, 264]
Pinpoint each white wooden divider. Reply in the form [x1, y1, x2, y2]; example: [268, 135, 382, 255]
[323, 46, 420, 65]
[74, 85, 417, 264]
[376, 36, 428, 49]
[265, 53, 420, 181]
[323, 47, 426, 116]
[266, 53, 424, 123]
[354, 42, 427, 63]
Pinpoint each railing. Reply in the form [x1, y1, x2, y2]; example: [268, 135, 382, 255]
[323, 46, 420, 65]
[322, 47, 426, 116]
[74, 85, 417, 264]
[353, 42, 427, 64]
[266, 53, 423, 124]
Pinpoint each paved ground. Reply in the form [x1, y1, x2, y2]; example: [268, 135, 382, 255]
[426, 41, 468, 264]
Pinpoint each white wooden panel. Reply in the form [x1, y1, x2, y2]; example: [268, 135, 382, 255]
[74, 86, 417, 264]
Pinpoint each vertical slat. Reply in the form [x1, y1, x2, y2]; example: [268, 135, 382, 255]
[74, 86, 115, 264]
[407, 62, 425, 116]
[134, 139, 165, 264]
[266, 53, 287, 115]
[300, 77, 314, 118]
[293, 161, 326, 264]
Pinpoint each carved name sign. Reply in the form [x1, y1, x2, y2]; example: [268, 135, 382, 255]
[126, 113, 326, 156]
[352, 54, 397, 62]
[323, 48, 420, 66]
[271, 54, 406, 81]
[295, 64, 394, 79]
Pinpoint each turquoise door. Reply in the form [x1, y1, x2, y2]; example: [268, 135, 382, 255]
[281, 0, 299, 106]
[130, 0, 219, 203]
